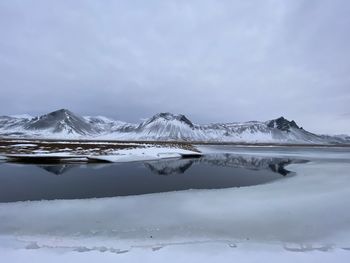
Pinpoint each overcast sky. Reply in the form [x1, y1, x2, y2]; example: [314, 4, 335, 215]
[0, 0, 349, 134]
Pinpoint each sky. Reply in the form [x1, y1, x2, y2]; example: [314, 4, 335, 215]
[0, 0, 349, 135]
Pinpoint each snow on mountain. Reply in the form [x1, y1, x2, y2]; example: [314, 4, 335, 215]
[9, 114, 33, 119]
[84, 115, 136, 133]
[0, 115, 31, 135]
[0, 109, 95, 138]
[0, 109, 349, 144]
[24, 109, 96, 135]
[0, 116, 27, 127]
[132, 113, 208, 141]
[319, 133, 350, 143]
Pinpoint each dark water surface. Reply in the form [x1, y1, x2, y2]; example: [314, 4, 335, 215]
[0, 154, 301, 202]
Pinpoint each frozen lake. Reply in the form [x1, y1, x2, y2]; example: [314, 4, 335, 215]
[1, 146, 350, 262]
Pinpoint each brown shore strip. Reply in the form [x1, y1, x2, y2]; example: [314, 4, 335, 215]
[0, 138, 200, 155]
[1, 137, 349, 164]
[1, 137, 350, 148]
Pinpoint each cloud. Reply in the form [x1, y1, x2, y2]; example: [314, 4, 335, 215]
[0, 0, 349, 134]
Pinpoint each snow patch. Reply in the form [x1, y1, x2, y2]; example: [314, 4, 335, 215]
[11, 144, 37, 147]
[88, 147, 200, 163]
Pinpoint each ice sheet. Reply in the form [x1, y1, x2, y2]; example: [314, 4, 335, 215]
[0, 160, 350, 257]
[1, 147, 350, 261]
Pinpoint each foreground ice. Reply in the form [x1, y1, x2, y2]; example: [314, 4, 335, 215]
[1, 241, 349, 263]
[0, 151, 350, 262]
[198, 145, 350, 160]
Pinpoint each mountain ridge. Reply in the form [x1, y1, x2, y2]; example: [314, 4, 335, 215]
[0, 109, 348, 144]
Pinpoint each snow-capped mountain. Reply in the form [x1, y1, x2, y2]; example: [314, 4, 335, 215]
[133, 113, 207, 141]
[0, 109, 349, 144]
[25, 109, 96, 135]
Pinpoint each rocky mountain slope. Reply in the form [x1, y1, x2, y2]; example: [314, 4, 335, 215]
[0, 109, 348, 144]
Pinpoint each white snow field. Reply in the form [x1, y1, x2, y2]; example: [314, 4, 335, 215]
[87, 147, 201, 162]
[0, 147, 350, 262]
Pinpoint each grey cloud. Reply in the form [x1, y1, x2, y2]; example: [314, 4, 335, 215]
[0, 0, 349, 134]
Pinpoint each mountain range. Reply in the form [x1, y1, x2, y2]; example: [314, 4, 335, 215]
[0, 109, 349, 144]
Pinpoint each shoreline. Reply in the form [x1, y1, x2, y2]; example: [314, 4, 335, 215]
[1, 137, 350, 148]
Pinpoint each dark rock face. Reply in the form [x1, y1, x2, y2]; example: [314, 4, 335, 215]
[25, 109, 95, 134]
[267, 117, 299, 132]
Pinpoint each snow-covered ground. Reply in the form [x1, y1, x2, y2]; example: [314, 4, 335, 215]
[3, 146, 201, 163]
[88, 147, 201, 162]
[0, 147, 350, 262]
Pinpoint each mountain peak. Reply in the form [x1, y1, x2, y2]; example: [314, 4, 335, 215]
[46, 109, 74, 118]
[267, 116, 299, 131]
[133, 112, 197, 140]
[25, 109, 94, 135]
[143, 112, 194, 127]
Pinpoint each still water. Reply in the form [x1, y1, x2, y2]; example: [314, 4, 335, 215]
[0, 154, 301, 202]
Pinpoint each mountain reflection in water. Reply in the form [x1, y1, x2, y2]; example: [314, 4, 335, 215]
[0, 154, 306, 202]
[39, 154, 300, 176]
